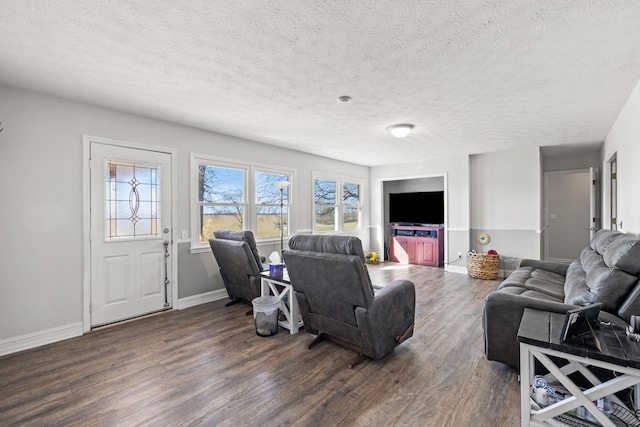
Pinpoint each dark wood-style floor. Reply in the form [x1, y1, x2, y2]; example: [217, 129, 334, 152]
[0, 263, 520, 426]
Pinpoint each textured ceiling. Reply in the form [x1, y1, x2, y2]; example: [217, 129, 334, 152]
[1, 1, 640, 166]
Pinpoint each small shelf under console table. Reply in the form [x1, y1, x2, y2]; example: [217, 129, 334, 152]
[389, 225, 444, 267]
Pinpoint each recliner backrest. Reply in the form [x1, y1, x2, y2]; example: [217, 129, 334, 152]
[209, 238, 260, 285]
[288, 234, 366, 261]
[214, 229, 264, 271]
[284, 235, 375, 335]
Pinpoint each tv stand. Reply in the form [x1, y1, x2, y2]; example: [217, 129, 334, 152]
[389, 225, 444, 267]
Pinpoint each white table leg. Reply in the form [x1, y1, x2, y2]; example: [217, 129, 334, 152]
[520, 343, 532, 427]
[260, 277, 269, 297]
[287, 284, 300, 334]
[260, 276, 302, 334]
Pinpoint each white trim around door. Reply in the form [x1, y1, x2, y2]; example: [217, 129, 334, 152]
[82, 135, 178, 332]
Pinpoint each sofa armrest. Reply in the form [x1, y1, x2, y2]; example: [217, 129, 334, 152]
[483, 291, 577, 369]
[355, 280, 415, 360]
[519, 259, 570, 276]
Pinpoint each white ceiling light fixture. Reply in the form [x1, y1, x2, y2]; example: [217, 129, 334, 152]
[387, 124, 414, 138]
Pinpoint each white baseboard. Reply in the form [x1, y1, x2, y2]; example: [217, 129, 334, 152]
[0, 322, 83, 357]
[177, 289, 229, 310]
[0, 290, 230, 357]
[446, 264, 510, 279]
[445, 265, 468, 275]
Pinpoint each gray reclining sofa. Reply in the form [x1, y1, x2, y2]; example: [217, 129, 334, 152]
[483, 229, 640, 369]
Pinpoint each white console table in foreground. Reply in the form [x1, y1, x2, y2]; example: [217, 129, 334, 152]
[518, 308, 640, 427]
[260, 269, 303, 335]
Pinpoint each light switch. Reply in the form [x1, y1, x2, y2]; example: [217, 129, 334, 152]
[181, 230, 188, 239]
[549, 214, 557, 220]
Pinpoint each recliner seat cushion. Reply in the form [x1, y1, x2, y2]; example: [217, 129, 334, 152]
[497, 267, 565, 300]
[497, 286, 564, 302]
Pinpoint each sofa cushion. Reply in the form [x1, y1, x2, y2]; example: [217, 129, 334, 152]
[580, 247, 604, 273]
[496, 286, 563, 303]
[497, 267, 565, 300]
[603, 235, 640, 275]
[564, 260, 592, 306]
[523, 278, 565, 300]
[530, 269, 566, 286]
[590, 229, 622, 253]
[565, 258, 638, 312]
[497, 267, 535, 290]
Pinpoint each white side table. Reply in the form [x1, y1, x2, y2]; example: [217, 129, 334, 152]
[260, 269, 303, 334]
[518, 309, 640, 427]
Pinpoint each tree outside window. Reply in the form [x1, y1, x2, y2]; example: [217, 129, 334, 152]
[197, 164, 245, 242]
[314, 178, 337, 232]
[343, 182, 361, 230]
[256, 171, 290, 239]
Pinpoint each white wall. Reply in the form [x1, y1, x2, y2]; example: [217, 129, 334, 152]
[469, 147, 541, 259]
[470, 147, 541, 231]
[0, 84, 368, 349]
[604, 79, 640, 234]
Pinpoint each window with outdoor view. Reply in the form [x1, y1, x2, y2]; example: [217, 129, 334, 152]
[197, 164, 246, 243]
[342, 181, 361, 231]
[314, 178, 337, 232]
[191, 154, 295, 250]
[255, 171, 291, 239]
[313, 176, 363, 233]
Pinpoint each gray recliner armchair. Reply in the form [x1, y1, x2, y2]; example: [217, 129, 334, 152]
[209, 230, 267, 308]
[283, 235, 415, 367]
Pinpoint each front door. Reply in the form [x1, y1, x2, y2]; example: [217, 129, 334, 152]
[89, 142, 172, 327]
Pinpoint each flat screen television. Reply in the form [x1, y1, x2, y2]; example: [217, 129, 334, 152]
[389, 191, 444, 226]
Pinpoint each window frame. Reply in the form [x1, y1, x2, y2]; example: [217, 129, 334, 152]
[341, 180, 363, 232]
[253, 167, 293, 240]
[190, 153, 295, 252]
[312, 172, 364, 234]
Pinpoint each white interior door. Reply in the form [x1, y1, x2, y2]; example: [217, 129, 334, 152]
[545, 170, 591, 262]
[90, 142, 172, 327]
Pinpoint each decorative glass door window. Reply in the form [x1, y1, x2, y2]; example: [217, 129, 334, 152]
[105, 160, 160, 240]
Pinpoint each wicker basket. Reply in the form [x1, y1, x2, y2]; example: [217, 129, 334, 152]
[466, 252, 500, 280]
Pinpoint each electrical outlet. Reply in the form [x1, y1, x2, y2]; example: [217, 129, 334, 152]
[457, 251, 463, 258]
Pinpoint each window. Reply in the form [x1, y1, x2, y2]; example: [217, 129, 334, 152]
[314, 178, 337, 232]
[313, 175, 363, 233]
[191, 154, 294, 250]
[342, 181, 361, 231]
[255, 171, 291, 239]
[195, 163, 247, 244]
